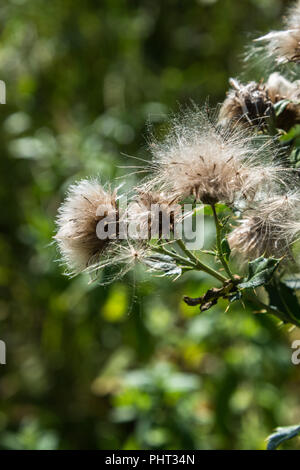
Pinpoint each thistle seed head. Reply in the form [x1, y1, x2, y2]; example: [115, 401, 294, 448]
[228, 193, 300, 260]
[219, 78, 273, 128]
[127, 191, 181, 240]
[54, 179, 118, 275]
[144, 106, 288, 207]
[266, 72, 300, 131]
[220, 74, 300, 132]
[254, 1, 300, 64]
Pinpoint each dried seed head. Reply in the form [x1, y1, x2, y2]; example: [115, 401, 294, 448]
[54, 179, 118, 275]
[228, 193, 300, 260]
[144, 106, 288, 207]
[127, 191, 181, 240]
[219, 78, 273, 128]
[266, 72, 300, 101]
[255, 30, 300, 65]
[266, 72, 300, 131]
[220, 74, 300, 132]
[254, 1, 300, 64]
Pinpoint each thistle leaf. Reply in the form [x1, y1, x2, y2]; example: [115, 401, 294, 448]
[265, 280, 300, 326]
[239, 257, 280, 289]
[266, 424, 300, 450]
[144, 254, 182, 277]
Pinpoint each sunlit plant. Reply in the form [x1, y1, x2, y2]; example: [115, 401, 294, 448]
[54, 1, 300, 449]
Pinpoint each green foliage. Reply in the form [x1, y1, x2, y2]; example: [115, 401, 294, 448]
[265, 281, 300, 326]
[143, 254, 182, 277]
[239, 257, 280, 289]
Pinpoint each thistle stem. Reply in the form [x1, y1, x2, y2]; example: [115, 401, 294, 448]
[211, 204, 235, 282]
[153, 244, 196, 269]
[176, 239, 227, 283]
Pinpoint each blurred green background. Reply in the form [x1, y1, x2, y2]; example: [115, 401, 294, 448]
[1, 0, 300, 450]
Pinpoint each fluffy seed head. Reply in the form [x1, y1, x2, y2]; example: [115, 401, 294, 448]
[220, 74, 300, 132]
[126, 191, 181, 240]
[54, 179, 118, 275]
[266, 72, 300, 101]
[219, 78, 273, 128]
[266, 72, 300, 130]
[254, 1, 300, 64]
[144, 107, 288, 207]
[228, 193, 300, 260]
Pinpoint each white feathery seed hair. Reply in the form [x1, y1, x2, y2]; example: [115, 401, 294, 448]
[254, 1, 300, 64]
[228, 192, 300, 260]
[86, 239, 161, 285]
[142, 106, 289, 207]
[54, 178, 118, 275]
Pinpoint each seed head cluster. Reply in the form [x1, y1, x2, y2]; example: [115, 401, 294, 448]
[54, 179, 118, 275]
[54, 2, 300, 281]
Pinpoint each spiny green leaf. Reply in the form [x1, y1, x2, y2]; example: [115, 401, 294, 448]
[144, 254, 182, 277]
[239, 257, 280, 289]
[266, 424, 300, 450]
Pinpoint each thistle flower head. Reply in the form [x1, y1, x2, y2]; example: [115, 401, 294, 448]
[266, 72, 300, 101]
[144, 107, 287, 207]
[220, 74, 300, 132]
[254, 1, 300, 64]
[266, 72, 300, 130]
[54, 179, 118, 275]
[126, 191, 181, 240]
[219, 78, 273, 128]
[228, 192, 300, 260]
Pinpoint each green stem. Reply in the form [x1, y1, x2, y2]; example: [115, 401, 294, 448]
[153, 244, 196, 269]
[176, 239, 227, 283]
[211, 204, 235, 282]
